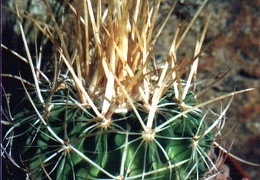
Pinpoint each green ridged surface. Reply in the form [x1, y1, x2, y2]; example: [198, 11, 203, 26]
[13, 86, 214, 179]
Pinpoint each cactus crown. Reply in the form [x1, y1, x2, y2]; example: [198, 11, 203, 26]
[2, 0, 254, 179]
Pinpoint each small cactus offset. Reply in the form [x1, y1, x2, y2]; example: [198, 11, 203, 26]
[2, 0, 256, 179]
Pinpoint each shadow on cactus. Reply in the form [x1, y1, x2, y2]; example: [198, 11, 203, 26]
[2, 0, 258, 179]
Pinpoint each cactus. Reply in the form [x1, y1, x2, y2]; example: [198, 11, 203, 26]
[1, 0, 255, 179]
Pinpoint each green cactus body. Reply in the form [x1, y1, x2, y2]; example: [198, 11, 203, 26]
[12, 86, 213, 179]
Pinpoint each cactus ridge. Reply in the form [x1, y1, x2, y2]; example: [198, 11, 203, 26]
[8, 82, 213, 179]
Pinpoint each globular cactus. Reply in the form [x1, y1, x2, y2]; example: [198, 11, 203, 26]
[1, 0, 253, 179]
